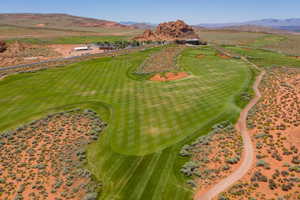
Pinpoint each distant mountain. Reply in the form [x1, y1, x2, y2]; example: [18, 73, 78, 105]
[217, 25, 288, 34]
[0, 13, 132, 30]
[120, 21, 156, 29]
[197, 18, 300, 32]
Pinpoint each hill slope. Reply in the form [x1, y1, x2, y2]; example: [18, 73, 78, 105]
[198, 18, 300, 32]
[218, 25, 289, 34]
[0, 13, 132, 31]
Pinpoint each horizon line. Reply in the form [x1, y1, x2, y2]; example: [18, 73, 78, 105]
[1, 12, 300, 25]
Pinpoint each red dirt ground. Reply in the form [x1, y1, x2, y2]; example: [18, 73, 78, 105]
[192, 125, 243, 198]
[150, 72, 189, 82]
[0, 110, 105, 200]
[49, 44, 104, 57]
[195, 68, 265, 200]
[217, 67, 300, 200]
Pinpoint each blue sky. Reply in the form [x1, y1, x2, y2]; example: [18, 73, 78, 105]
[2, 0, 300, 24]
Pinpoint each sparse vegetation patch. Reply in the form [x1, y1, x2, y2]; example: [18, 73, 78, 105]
[220, 67, 300, 200]
[136, 45, 186, 74]
[180, 121, 243, 193]
[0, 109, 105, 200]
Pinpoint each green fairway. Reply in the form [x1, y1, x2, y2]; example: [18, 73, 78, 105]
[224, 46, 300, 68]
[0, 46, 252, 199]
[249, 34, 286, 48]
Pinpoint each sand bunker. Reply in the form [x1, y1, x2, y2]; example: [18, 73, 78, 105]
[218, 54, 231, 59]
[150, 72, 189, 82]
[36, 24, 46, 27]
[196, 54, 206, 59]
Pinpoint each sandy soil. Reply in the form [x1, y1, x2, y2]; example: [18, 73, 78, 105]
[196, 54, 206, 59]
[217, 67, 300, 200]
[0, 42, 104, 67]
[194, 69, 265, 200]
[0, 110, 106, 200]
[49, 44, 104, 57]
[189, 124, 243, 197]
[36, 24, 46, 27]
[150, 72, 189, 82]
[0, 42, 60, 67]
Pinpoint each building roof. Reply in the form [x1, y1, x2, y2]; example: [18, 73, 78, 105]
[74, 47, 89, 50]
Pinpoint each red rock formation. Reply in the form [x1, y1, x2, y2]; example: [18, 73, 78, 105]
[0, 41, 7, 53]
[134, 20, 199, 41]
[134, 29, 158, 41]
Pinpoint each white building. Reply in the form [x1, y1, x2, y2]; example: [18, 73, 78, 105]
[74, 46, 90, 51]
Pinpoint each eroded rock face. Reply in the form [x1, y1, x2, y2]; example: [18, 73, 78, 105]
[140, 29, 158, 41]
[134, 20, 199, 41]
[156, 20, 197, 39]
[0, 41, 7, 53]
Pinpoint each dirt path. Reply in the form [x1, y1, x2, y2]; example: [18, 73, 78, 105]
[194, 56, 265, 200]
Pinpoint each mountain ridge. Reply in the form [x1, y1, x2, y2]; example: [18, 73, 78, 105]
[197, 18, 300, 32]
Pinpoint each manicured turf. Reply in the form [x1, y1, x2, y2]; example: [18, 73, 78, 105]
[197, 30, 267, 46]
[0, 46, 252, 199]
[249, 34, 286, 48]
[6, 35, 130, 44]
[224, 46, 300, 68]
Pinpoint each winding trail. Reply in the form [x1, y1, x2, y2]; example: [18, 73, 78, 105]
[194, 53, 266, 200]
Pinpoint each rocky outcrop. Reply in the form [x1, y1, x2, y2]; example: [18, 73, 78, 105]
[139, 29, 158, 41]
[0, 41, 7, 53]
[134, 20, 199, 41]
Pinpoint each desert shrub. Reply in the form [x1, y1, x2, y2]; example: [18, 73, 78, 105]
[228, 183, 247, 196]
[186, 180, 197, 188]
[291, 146, 298, 154]
[180, 161, 198, 177]
[272, 152, 282, 161]
[256, 160, 270, 169]
[283, 162, 290, 167]
[223, 165, 230, 171]
[226, 157, 240, 165]
[281, 183, 293, 191]
[288, 165, 300, 173]
[256, 142, 263, 149]
[256, 154, 266, 159]
[292, 156, 300, 164]
[218, 196, 229, 200]
[289, 177, 300, 183]
[212, 121, 231, 132]
[281, 170, 289, 177]
[179, 144, 192, 157]
[83, 192, 98, 200]
[251, 171, 268, 182]
[254, 133, 268, 139]
[269, 179, 277, 190]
